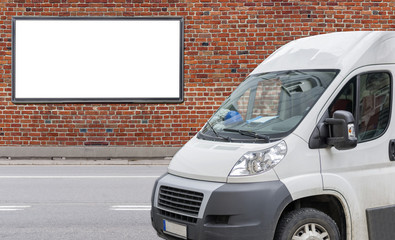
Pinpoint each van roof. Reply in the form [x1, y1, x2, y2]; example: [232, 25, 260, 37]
[251, 31, 395, 75]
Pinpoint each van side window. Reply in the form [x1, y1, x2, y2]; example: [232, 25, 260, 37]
[329, 78, 356, 117]
[359, 73, 391, 141]
[329, 72, 391, 142]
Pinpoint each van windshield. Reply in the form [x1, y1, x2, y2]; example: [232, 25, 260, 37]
[198, 70, 339, 143]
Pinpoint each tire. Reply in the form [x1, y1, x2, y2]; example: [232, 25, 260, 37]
[275, 208, 340, 240]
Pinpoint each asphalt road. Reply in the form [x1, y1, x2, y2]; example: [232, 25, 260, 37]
[0, 165, 167, 240]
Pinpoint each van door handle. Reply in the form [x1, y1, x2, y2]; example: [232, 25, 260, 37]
[389, 140, 395, 161]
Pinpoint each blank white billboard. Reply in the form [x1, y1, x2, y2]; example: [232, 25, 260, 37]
[12, 17, 184, 103]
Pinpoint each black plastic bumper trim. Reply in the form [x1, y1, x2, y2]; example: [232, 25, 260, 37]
[151, 175, 292, 240]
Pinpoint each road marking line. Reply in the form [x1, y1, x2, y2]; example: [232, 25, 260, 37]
[0, 206, 31, 211]
[0, 209, 24, 211]
[0, 206, 31, 208]
[0, 176, 159, 179]
[110, 205, 151, 211]
[112, 209, 151, 211]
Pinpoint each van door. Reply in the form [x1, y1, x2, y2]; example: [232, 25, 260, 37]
[320, 67, 395, 240]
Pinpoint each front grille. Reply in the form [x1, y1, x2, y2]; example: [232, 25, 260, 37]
[158, 185, 204, 221]
[159, 209, 198, 224]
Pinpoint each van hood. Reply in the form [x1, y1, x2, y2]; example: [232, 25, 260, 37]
[168, 136, 278, 182]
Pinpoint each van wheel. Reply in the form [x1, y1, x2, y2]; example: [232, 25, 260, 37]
[275, 208, 340, 240]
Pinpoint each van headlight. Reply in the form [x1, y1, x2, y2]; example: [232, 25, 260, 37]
[229, 141, 287, 176]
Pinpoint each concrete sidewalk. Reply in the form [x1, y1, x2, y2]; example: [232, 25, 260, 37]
[0, 158, 171, 165]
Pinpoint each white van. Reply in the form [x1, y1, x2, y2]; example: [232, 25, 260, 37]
[151, 31, 395, 240]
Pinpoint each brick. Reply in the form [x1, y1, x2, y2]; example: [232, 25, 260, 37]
[1, 0, 395, 147]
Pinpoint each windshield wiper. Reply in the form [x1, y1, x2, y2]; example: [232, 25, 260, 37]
[206, 122, 232, 142]
[223, 128, 270, 143]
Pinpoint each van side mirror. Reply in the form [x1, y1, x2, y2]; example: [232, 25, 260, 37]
[325, 110, 357, 150]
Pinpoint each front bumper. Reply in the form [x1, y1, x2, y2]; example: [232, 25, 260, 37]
[151, 174, 292, 240]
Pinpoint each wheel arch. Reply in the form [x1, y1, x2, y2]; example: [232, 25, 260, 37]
[274, 193, 351, 240]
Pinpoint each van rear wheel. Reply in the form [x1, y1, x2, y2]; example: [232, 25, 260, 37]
[275, 208, 340, 240]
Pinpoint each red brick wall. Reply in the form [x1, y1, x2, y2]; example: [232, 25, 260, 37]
[1, 0, 395, 147]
